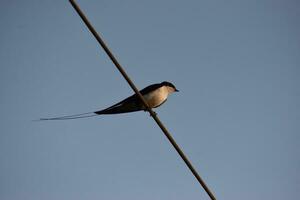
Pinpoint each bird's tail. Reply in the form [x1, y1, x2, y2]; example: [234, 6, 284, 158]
[37, 101, 142, 121]
[37, 111, 98, 121]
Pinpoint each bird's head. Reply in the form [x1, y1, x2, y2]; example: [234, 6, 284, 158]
[161, 81, 179, 94]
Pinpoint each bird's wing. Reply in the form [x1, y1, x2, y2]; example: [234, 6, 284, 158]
[94, 83, 162, 115]
[139, 83, 162, 95]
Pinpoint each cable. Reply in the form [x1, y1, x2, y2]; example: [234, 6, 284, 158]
[68, 1, 217, 199]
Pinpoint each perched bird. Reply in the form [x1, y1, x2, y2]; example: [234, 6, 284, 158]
[39, 81, 178, 120]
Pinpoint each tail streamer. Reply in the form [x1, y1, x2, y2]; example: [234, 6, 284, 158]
[37, 112, 98, 121]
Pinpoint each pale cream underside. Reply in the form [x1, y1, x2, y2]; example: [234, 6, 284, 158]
[143, 86, 174, 108]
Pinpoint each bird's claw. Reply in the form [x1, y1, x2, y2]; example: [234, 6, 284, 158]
[143, 109, 157, 117]
[150, 111, 157, 117]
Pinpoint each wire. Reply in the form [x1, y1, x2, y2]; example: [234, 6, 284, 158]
[68, 1, 217, 199]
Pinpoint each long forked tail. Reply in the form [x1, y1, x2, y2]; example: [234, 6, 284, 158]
[37, 100, 142, 121]
[37, 111, 99, 121]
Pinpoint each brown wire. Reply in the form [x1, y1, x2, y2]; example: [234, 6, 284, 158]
[68, 1, 216, 199]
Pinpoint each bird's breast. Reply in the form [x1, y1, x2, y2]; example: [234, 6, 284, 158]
[143, 87, 168, 108]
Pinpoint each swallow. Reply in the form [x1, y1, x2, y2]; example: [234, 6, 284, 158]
[39, 81, 179, 120]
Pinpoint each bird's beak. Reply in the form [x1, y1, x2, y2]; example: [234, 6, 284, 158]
[175, 89, 179, 92]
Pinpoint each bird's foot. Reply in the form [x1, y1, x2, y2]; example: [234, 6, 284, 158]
[150, 111, 157, 117]
[143, 109, 157, 117]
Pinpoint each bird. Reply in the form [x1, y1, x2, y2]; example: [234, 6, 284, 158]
[39, 81, 179, 120]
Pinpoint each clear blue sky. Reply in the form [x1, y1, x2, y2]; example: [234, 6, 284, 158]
[0, 0, 299, 199]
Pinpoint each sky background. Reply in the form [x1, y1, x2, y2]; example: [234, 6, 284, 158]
[0, 0, 299, 199]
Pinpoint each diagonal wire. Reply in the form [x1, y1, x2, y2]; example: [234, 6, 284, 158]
[68, 0, 217, 199]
